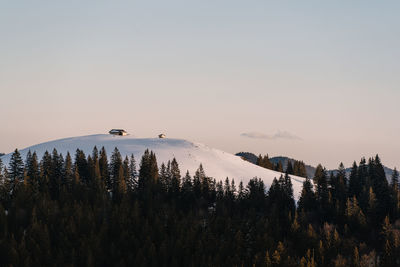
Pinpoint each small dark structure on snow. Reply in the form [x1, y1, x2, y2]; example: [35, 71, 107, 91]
[109, 129, 128, 136]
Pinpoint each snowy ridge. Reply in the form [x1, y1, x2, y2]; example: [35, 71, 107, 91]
[1, 134, 307, 199]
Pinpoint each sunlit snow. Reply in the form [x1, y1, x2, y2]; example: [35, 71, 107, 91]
[1, 134, 307, 199]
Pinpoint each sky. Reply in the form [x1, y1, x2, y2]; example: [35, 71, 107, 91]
[0, 1, 399, 169]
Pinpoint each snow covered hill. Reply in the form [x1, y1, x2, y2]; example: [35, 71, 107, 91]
[1, 134, 307, 199]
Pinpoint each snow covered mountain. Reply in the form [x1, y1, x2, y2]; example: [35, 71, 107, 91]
[1, 134, 307, 199]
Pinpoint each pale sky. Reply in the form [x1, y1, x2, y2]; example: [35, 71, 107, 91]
[1, 1, 399, 169]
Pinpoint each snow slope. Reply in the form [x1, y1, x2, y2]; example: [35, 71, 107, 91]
[1, 134, 307, 199]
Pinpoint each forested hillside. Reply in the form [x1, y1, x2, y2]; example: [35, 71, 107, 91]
[0, 147, 399, 266]
[237, 152, 398, 181]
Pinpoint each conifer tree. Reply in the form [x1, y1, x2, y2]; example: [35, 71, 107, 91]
[216, 180, 224, 200]
[331, 163, 348, 217]
[298, 177, 316, 213]
[91, 147, 101, 182]
[263, 155, 274, 170]
[357, 158, 368, 193]
[99, 147, 110, 189]
[92, 146, 99, 162]
[122, 156, 130, 190]
[193, 166, 202, 198]
[73, 164, 80, 185]
[247, 177, 266, 210]
[169, 158, 181, 197]
[181, 170, 193, 207]
[230, 179, 236, 197]
[49, 149, 63, 199]
[110, 147, 123, 192]
[256, 154, 263, 166]
[195, 164, 209, 198]
[293, 160, 308, 178]
[149, 151, 159, 184]
[38, 151, 52, 192]
[25, 150, 32, 168]
[181, 171, 192, 192]
[223, 177, 232, 198]
[283, 172, 294, 200]
[26, 151, 39, 191]
[74, 149, 88, 183]
[64, 152, 74, 187]
[314, 164, 329, 217]
[369, 155, 391, 221]
[138, 149, 159, 191]
[117, 164, 127, 195]
[256, 154, 274, 169]
[159, 162, 168, 192]
[128, 154, 138, 190]
[348, 161, 360, 198]
[8, 149, 24, 183]
[238, 181, 245, 201]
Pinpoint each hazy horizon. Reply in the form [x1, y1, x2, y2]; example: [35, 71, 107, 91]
[1, 1, 399, 170]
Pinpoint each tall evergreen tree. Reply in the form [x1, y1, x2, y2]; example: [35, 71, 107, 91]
[128, 154, 138, 190]
[26, 151, 39, 191]
[138, 149, 159, 192]
[368, 155, 390, 221]
[49, 149, 63, 199]
[330, 163, 348, 217]
[99, 147, 110, 190]
[39, 151, 52, 192]
[247, 177, 266, 210]
[193, 165, 202, 198]
[293, 161, 307, 178]
[74, 149, 88, 183]
[181, 170, 193, 208]
[8, 149, 24, 183]
[64, 152, 74, 188]
[298, 177, 316, 213]
[313, 164, 330, 218]
[194, 164, 208, 196]
[91, 147, 101, 181]
[118, 161, 127, 195]
[169, 158, 181, 197]
[110, 148, 123, 193]
[357, 158, 368, 193]
[256, 154, 274, 169]
[348, 161, 360, 198]
[159, 162, 168, 192]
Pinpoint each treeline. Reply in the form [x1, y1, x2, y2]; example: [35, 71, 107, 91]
[256, 154, 307, 178]
[0, 148, 399, 266]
